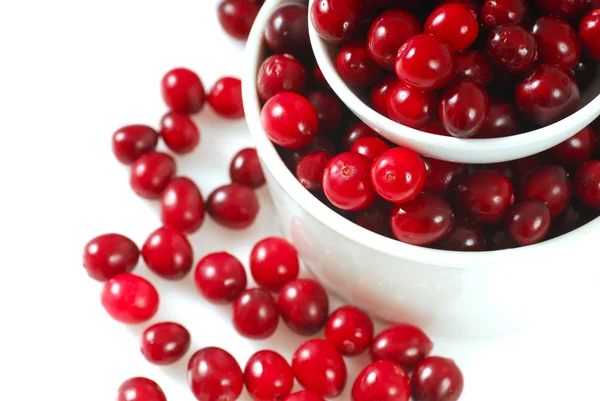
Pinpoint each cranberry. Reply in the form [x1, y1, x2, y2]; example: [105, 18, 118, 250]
[307, 90, 342, 135]
[285, 137, 337, 168]
[112, 125, 159, 165]
[250, 237, 299, 292]
[117, 377, 166, 401]
[422, 121, 451, 136]
[159, 111, 200, 154]
[505, 200, 551, 246]
[486, 24, 537, 73]
[411, 357, 464, 401]
[232, 288, 279, 339]
[395, 34, 456, 90]
[371, 148, 426, 203]
[370, 324, 433, 371]
[296, 151, 334, 191]
[571, 56, 598, 88]
[160, 177, 205, 234]
[278, 278, 329, 335]
[217, 0, 260, 40]
[83, 233, 139, 281]
[481, 0, 529, 28]
[230, 148, 265, 188]
[355, 200, 394, 236]
[323, 152, 377, 210]
[521, 165, 572, 217]
[257, 55, 306, 103]
[439, 80, 489, 138]
[130, 151, 176, 199]
[425, 3, 479, 52]
[422, 157, 468, 196]
[283, 391, 326, 401]
[142, 227, 193, 280]
[548, 126, 595, 169]
[387, 82, 438, 129]
[261, 92, 318, 149]
[342, 122, 378, 150]
[351, 137, 391, 160]
[371, 74, 399, 116]
[455, 169, 514, 224]
[208, 77, 244, 119]
[337, 42, 382, 87]
[352, 361, 411, 401]
[244, 351, 294, 401]
[310, 0, 359, 44]
[532, 17, 581, 72]
[477, 99, 519, 138]
[512, 154, 544, 177]
[325, 306, 374, 356]
[194, 252, 247, 303]
[455, 50, 493, 87]
[292, 339, 347, 397]
[536, 0, 586, 19]
[141, 322, 191, 365]
[437, 217, 485, 251]
[367, 10, 421, 70]
[573, 160, 600, 208]
[580, 9, 600, 61]
[188, 347, 244, 401]
[265, 3, 310, 60]
[207, 183, 260, 229]
[101, 273, 159, 324]
[161, 67, 205, 114]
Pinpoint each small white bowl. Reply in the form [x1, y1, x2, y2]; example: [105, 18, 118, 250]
[307, 0, 600, 164]
[242, 0, 600, 338]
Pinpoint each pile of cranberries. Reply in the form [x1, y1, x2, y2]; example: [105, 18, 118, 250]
[256, 1, 600, 251]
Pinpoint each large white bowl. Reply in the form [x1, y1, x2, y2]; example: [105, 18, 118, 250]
[242, 0, 600, 338]
[307, 0, 600, 164]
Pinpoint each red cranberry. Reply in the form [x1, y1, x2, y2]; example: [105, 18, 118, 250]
[370, 324, 433, 371]
[412, 357, 464, 401]
[571, 56, 598, 88]
[486, 24, 537, 74]
[159, 111, 200, 154]
[257, 55, 306, 103]
[232, 288, 279, 339]
[265, 3, 310, 60]
[188, 347, 244, 401]
[117, 377, 166, 401]
[130, 152, 176, 199]
[325, 306, 374, 356]
[371, 148, 426, 203]
[352, 361, 411, 401]
[283, 391, 326, 401]
[83, 234, 139, 281]
[351, 137, 391, 160]
[521, 165, 572, 217]
[250, 237, 299, 292]
[355, 200, 394, 236]
[307, 90, 343, 135]
[337, 42, 382, 86]
[310, 0, 359, 44]
[548, 126, 595, 169]
[580, 9, 600, 61]
[422, 157, 468, 196]
[437, 217, 485, 251]
[285, 137, 337, 168]
[439, 79, 489, 138]
[477, 99, 519, 138]
[208, 77, 244, 119]
[387, 82, 437, 129]
[395, 34, 456, 90]
[532, 17, 581, 72]
[536, 0, 586, 19]
[292, 339, 347, 397]
[142, 227, 193, 280]
[161, 67, 205, 114]
[261, 92, 318, 149]
[481, 0, 529, 28]
[217, 0, 260, 40]
[425, 3, 479, 52]
[278, 278, 329, 335]
[230, 148, 265, 188]
[207, 183, 260, 229]
[141, 322, 191, 365]
[323, 152, 377, 210]
[367, 10, 421, 70]
[421, 121, 451, 136]
[342, 122, 378, 150]
[505, 200, 551, 246]
[245, 350, 294, 401]
[194, 252, 247, 304]
[296, 151, 334, 191]
[112, 125, 159, 165]
[371, 74, 399, 116]
[573, 160, 600, 208]
[455, 170, 514, 224]
[160, 177, 205, 234]
[101, 273, 159, 324]
[455, 50, 493, 87]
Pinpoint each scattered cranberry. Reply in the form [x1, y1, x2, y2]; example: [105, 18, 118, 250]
[325, 306, 374, 356]
[571, 56, 598, 89]
[455, 50, 493, 88]
[194, 252, 247, 304]
[161, 67, 205, 114]
[425, 3, 479, 52]
[351, 137, 391, 161]
[292, 339, 347, 397]
[208, 77, 244, 119]
[411, 357, 464, 401]
[130, 151, 176, 199]
[342, 122, 378, 150]
[310, 0, 359, 44]
[548, 126, 595, 169]
[217, 0, 260, 40]
[505, 200, 551, 246]
[422, 157, 468, 196]
[261, 92, 318, 149]
[477, 100, 519, 138]
[580, 9, 600, 61]
[520, 165, 572, 217]
[352, 361, 411, 401]
[141, 322, 191, 365]
[439, 80, 489, 138]
[296, 151, 334, 191]
[207, 183, 260, 229]
[188, 347, 244, 401]
[307, 90, 343, 135]
[264, 3, 310, 60]
[323, 152, 377, 210]
[355, 200, 393, 236]
[437, 217, 485, 251]
[371, 74, 399, 116]
[371, 148, 426, 203]
[532, 16, 581, 72]
[455, 169, 514, 224]
[486, 24, 537, 74]
[257, 55, 306, 103]
[370, 324, 433, 371]
[159, 111, 200, 154]
[232, 288, 279, 339]
[229, 148, 265, 188]
[283, 390, 326, 401]
[117, 377, 166, 401]
[250, 237, 299, 292]
[573, 160, 600, 208]
[387, 82, 438, 129]
[160, 177, 205, 234]
[83, 233, 139, 281]
[337, 42, 382, 86]
[101, 273, 159, 324]
[245, 350, 294, 401]
[481, 0, 529, 28]
[142, 226, 193, 280]
[536, 0, 586, 19]
[279, 278, 329, 335]
[112, 125, 159, 165]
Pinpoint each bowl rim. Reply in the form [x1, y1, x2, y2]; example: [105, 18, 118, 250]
[241, 0, 600, 269]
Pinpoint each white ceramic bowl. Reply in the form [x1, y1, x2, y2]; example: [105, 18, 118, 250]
[242, 0, 600, 339]
[307, 0, 600, 164]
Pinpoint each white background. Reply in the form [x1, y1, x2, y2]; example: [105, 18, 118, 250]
[0, 1, 599, 400]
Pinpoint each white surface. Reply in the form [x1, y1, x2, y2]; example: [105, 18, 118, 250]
[0, 1, 598, 401]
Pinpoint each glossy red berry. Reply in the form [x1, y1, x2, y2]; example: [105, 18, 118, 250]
[310, 0, 359, 44]
[307, 90, 343, 135]
[439, 80, 489, 138]
[536, 0, 586, 19]
[532, 17, 581, 72]
[370, 324, 433, 371]
[230, 148, 265, 188]
[342, 122, 378, 150]
[217, 0, 260, 40]
[371, 74, 399, 116]
[117, 377, 166, 401]
[285, 137, 336, 169]
[481, 0, 529, 28]
[142, 226, 193, 280]
[208, 77, 244, 119]
[505, 200, 551, 246]
[278, 278, 329, 335]
[250, 237, 299, 292]
[573, 160, 600, 208]
[112, 125, 159, 165]
[245, 350, 294, 401]
[351, 137, 391, 161]
[371, 148, 426, 203]
[395, 34, 456, 90]
[265, 3, 310, 60]
[425, 3, 479, 52]
[486, 25, 537, 74]
[580, 9, 600, 61]
[83, 233, 139, 281]
[478, 100, 519, 138]
[323, 152, 377, 211]
[130, 151, 176, 199]
[437, 217, 485, 251]
[261, 92, 319, 149]
[296, 151, 334, 191]
[387, 82, 437, 129]
[455, 50, 493, 87]
[520, 165, 572, 217]
[352, 361, 411, 401]
[188, 347, 244, 401]
[101, 273, 159, 324]
[548, 126, 595, 169]
[160, 177, 205, 234]
[194, 252, 247, 304]
[292, 339, 347, 397]
[337, 42, 382, 86]
[159, 111, 200, 154]
[283, 391, 326, 401]
[141, 322, 191, 365]
[257, 55, 306, 103]
[161, 67, 205, 114]
[325, 306, 374, 356]
[455, 169, 514, 224]
[411, 357, 464, 401]
[232, 288, 279, 339]
[422, 157, 467, 196]
[207, 183, 260, 229]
